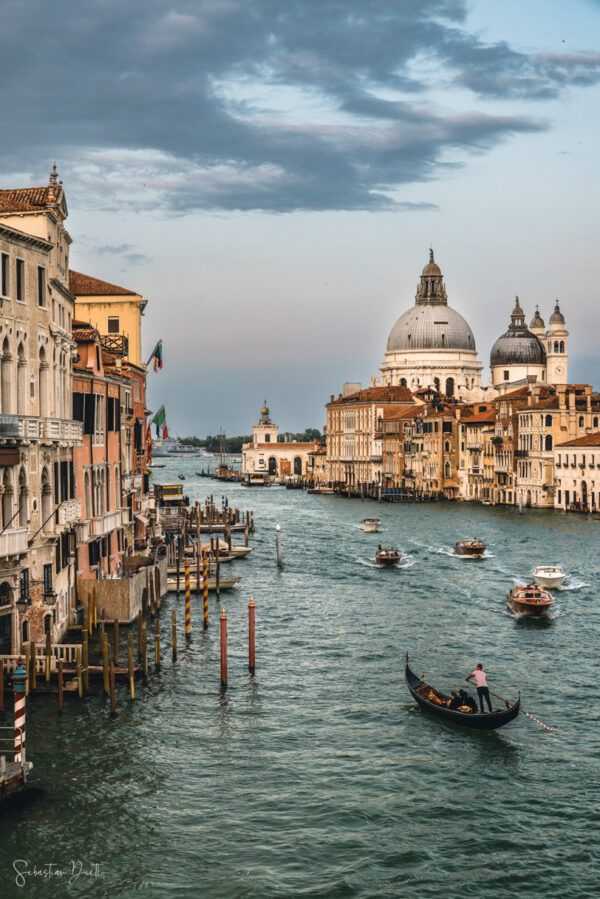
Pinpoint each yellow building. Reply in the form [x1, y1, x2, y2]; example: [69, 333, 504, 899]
[69, 271, 147, 366]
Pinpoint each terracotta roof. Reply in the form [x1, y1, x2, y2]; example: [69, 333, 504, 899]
[463, 410, 496, 423]
[0, 186, 53, 212]
[494, 385, 555, 403]
[72, 318, 93, 329]
[525, 398, 559, 411]
[382, 406, 425, 421]
[328, 386, 413, 406]
[70, 270, 137, 296]
[101, 349, 117, 366]
[72, 328, 98, 343]
[556, 432, 600, 448]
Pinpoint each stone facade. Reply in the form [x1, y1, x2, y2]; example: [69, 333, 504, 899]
[242, 404, 316, 480]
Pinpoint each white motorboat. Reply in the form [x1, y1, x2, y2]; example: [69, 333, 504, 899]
[360, 518, 381, 533]
[532, 565, 566, 589]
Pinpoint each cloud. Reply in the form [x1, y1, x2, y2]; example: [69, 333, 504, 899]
[0, 0, 597, 212]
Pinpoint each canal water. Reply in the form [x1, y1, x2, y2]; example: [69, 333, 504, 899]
[1, 454, 599, 897]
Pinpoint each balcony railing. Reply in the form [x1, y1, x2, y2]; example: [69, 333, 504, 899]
[0, 527, 28, 558]
[0, 414, 40, 440]
[76, 520, 90, 543]
[39, 419, 83, 443]
[58, 499, 81, 526]
[101, 334, 129, 357]
[89, 508, 123, 537]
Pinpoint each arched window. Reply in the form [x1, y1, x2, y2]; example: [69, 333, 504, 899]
[544, 434, 553, 451]
[268, 457, 277, 476]
[444, 461, 451, 478]
[579, 416, 584, 428]
[18, 468, 27, 528]
[1, 337, 11, 414]
[39, 346, 48, 417]
[545, 414, 552, 427]
[554, 341, 559, 353]
[2, 469, 12, 530]
[444, 440, 450, 453]
[84, 470, 92, 519]
[41, 467, 53, 531]
[445, 377, 454, 397]
[559, 341, 565, 353]
[16, 343, 26, 415]
[293, 456, 302, 476]
[434, 377, 440, 393]
[106, 467, 111, 511]
[594, 417, 599, 429]
[400, 378, 407, 388]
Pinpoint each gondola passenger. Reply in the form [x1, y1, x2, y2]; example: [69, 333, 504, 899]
[447, 691, 461, 710]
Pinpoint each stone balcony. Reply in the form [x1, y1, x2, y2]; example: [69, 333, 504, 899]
[89, 508, 123, 538]
[58, 499, 82, 526]
[0, 414, 39, 441]
[39, 418, 83, 444]
[0, 527, 28, 558]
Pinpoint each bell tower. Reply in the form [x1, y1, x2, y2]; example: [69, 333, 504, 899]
[252, 401, 279, 444]
[545, 301, 568, 385]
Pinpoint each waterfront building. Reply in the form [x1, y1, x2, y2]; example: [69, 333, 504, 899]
[490, 298, 568, 392]
[69, 272, 148, 367]
[458, 404, 496, 501]
[381, 406, 425, 488]
[72, 324, 125, 579]
[515, 384, 600, 508]
[325, 386, 416, 486]
[0, 167, 82, 649]
[378, 251, 484, 401]
[242, 403, 316, 480]
[554, 433, 600, 511]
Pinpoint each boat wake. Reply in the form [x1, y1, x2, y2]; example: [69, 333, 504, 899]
[559, 578, 589, 591]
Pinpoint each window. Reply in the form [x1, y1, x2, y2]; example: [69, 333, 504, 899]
[96, 345, 101, 370]
[265, 434, 270, 443]
[37, 266, 46, 306]
[559, 341, 565, 353]
[20, 568, 29, 599]
[1, 253, 8, 296]
[43, 563, 53, 595]
[107, 316, 120, 333]
[16, 258, 24, 301]
[594, 417, 599, 429]
[504, 371, 509, 381]
[579, 416, 584, 428]
[545, 414, 552, 427]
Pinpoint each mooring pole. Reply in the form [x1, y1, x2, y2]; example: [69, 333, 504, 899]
[248, 597, 255, 674]
[185, 560, 191, 638]
[202, 550, 209, 629]
[275, 523, 283, 568]
[12, 661, 27, 763]
[220, 608, 228, 687]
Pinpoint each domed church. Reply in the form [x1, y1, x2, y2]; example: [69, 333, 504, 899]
[379, 250, 483, 401]
[490, 298, 568, 392]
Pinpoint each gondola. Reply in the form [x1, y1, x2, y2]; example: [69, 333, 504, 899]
[405, 655, 520, 730]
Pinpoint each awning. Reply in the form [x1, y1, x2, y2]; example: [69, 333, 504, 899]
[135, 514, 149, 527]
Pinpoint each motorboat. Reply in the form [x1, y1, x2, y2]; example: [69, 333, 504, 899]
[360, 518, 381, 533]
[454, 539, 486, 557]
[532, 565, 566, 589]
[507, 584, 554, 617]
[375, 546, 401, 567]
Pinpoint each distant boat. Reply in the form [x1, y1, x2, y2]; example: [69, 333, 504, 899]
[507, 584, 554, 617]
[178, 473, 185, 480]
[454, 539, 486, 557]
[375, 546, 401, 567]
[532, 565, 566, 589]
[360, 517, 381, 532]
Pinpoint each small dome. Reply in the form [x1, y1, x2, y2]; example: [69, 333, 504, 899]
[387, 304, 476, 352]
[549, 301, 565, 326]
[421, 248, 442, 278]
[530, 306, 545, 329]
[490, 332, 546, 367]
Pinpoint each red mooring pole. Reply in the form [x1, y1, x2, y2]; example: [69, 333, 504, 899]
[220, 608, 228, 687]
[12, 660, 27, 763]
[248, 597, 255, 674]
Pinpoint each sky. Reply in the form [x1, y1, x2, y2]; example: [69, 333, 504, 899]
[1, 0, 600, 435]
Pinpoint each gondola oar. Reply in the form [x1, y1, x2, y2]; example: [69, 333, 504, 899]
[489, 689, 561, 732]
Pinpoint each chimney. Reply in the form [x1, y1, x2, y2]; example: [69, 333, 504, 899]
[568, 391, 576, 410]
[585, 385, 592, 411]
[557, 384, 567, 410]
[330, 395, 334, 403]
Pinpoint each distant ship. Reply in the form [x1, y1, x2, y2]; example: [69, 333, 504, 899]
[152, 437, 202, 457]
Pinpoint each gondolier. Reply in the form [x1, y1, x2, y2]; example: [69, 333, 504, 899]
[466, 664, 492, 713]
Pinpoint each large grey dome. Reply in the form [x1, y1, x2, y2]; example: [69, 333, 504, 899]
[490, 297, 546, 367]
[386, 250, 476, 352]
[387, 304, 476, 352]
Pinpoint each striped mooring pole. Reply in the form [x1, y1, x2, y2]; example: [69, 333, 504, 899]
[185, 560, 191, 637]
[220, 608, 228, 687]
[202, 550, 209, 629]
[12, 661, 27, 763]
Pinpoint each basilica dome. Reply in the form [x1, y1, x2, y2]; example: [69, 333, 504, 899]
[386, 304, 476, 352]
[386, 250, 476, 352]
[490, 297, 546, 367]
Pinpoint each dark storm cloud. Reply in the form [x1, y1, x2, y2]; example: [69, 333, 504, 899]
[0, 0, 597, 212]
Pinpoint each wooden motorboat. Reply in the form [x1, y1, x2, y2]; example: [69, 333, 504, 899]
[507, 584, 554, 617]
[375, 546, 401, 567]
[454, 538, 486, 557]
[405, 655, 520, 730]
[532, 566, 566, 589]
[360, 517, 381, 533]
